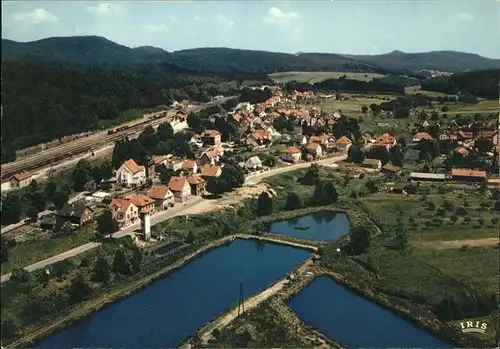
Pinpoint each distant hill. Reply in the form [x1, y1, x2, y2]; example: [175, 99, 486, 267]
[1, 36, 173, 69]
[5, 36, 498, 75]
[332, 50, 500, 73]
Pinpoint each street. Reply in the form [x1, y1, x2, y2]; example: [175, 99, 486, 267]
[0, 154, 346, 283]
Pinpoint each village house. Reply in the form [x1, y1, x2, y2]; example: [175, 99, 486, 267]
[181, 160, 198, 174]
[382, 163, 402, 175]
[109, 198, 138, 227]
[9, 171, 34, 189]
[168, 176, 191, 202]
[200, 130, 221, 146]
[147, 186, 175, 211]
[152, 155, 170, 168]
[335, 136, 352, 152]
[308, 134, 330, 147]
[362, 158, 382, 170]
[129, 194, 156, 214]
[413, 132, 433, 143]
[170, 112, 189, 133]
[306, 142, 323, 159]
[57, 201, 94, 227]
[246, 130, 272, 149]
[201, 164, 222, 179]
[451, 169, 487, 182]
[199, 147, 221, 166]
[245, 156, 263, 171]
[458, 131, 474, 141]
[187, 174, 206, 196]
[282, 146, 302, 163]
[374, 133, 397, 149]
[454, 147, 470, 157]
[116, 159, 146, 188]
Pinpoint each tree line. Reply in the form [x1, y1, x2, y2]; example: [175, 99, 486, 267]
[420, 69, 499, 99]
[1, 61, 247, 161]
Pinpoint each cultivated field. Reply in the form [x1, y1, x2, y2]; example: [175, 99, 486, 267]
[405, 85, 454, 97]
[269, 71, 386, 84]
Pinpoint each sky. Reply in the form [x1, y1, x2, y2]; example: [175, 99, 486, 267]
[2, 1, 500, 58]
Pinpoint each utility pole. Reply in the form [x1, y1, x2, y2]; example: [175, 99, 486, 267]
[237, 282, 245, 317]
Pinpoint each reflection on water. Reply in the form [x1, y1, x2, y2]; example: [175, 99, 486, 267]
[290, 276, 453, 348]
[270, 211, 350, 242]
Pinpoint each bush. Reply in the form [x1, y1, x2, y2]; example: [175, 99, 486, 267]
[456, 206, 468, 215]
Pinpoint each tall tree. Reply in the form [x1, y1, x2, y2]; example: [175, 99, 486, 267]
[157, 122, 174, 142]
[92, 255, 111, 282]
[97, 210, 119, 238]
[72, 159, 93, 191]
[257, 192, 274, 216]
[285, 192, 302, 210]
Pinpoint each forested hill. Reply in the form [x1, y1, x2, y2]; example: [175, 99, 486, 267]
[420, 69, 500, 99]
[1, 61, 245, 162]
[328, 50, 500, 73]
[4, 36, 498, 74]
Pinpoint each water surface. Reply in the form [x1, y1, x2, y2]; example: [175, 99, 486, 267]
[38, 239, 310, 348]
[269, 211, 350, 241]
[290, 276, 453, 348]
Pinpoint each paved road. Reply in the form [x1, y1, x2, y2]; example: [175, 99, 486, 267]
[0, 154, 346, 283]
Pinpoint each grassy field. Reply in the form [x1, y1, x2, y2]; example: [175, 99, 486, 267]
[1, 225, 96, 274]
[270, 71, 386, 84]
[437, 99, 499, 115]
[405, 85, 454, 97]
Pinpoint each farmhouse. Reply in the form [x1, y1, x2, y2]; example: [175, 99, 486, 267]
[57, 202, 94, 227]
[130, 194, 156, 214]
[10, 171, 34, 189]
[335, 136, 352, 152]
[200, 130, 221, 146]
[374, 133, 397, 149]
[362, 158, 382, 170]
[182, 160, 198, 174]
[282, 146, 302, 163]
[306, 143, 323, 158]
[187, 174, 206, 196]
[152, 155, 170, 167]
[109, 198, 138, 227]
[245, 156, 263, 171]
[382, 163, 401, 175]
[413, 132, 433, 143]
[168, 176, 191, 202]
[147, 186, 175, 210]
[201, 164, 222, 178]
[116, 159, 146, 188]
[451, 169, 487, 182]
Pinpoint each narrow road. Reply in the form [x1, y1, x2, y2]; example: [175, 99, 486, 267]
[1, 155, 345, 283]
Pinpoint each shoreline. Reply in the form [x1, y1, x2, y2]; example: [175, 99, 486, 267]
[5, 233, 316, 349]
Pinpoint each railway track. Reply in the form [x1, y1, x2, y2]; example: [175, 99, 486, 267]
[0, 112, 170, 180]
[1, 97, 235, 181]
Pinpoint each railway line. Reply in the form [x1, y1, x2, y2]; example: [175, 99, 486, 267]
[1, 97, 234, 181]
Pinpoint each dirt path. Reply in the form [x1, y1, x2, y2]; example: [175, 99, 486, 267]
[415, 237, 500, 249]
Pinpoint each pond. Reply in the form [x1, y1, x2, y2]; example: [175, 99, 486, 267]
[290, 276, 453, 348]
[269, 211, 350, 242]
[37, 239, 310, 349]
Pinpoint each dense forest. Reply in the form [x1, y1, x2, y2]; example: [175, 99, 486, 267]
[4, 37, 499, 75]
[1, 61, 250, 158]
[284, 76, 406, 94]
[421, 69, 500, 99]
